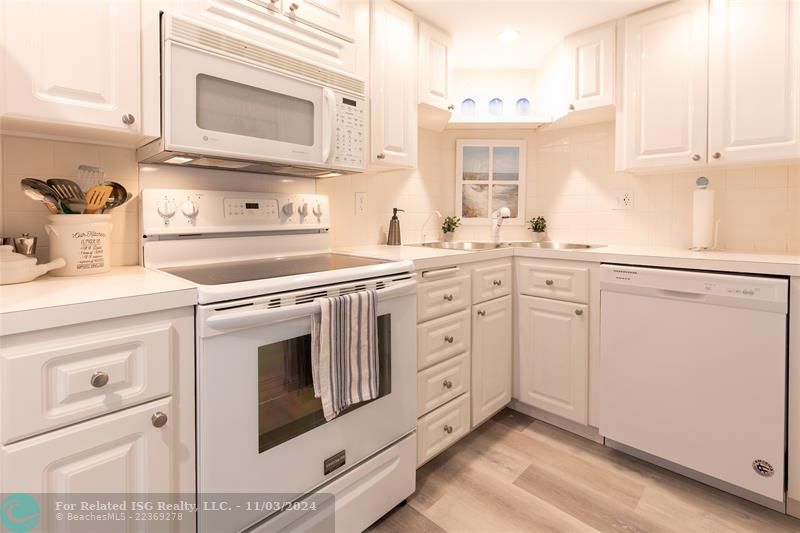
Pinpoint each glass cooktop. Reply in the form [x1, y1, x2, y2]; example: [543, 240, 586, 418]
[161, 253, 388, 285]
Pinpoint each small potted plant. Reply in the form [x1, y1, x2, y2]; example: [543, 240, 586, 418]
[528, 216, 547, 242]
[441, 215, 461, 242]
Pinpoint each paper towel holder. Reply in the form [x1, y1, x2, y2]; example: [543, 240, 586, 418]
[690, 176, 721, 251]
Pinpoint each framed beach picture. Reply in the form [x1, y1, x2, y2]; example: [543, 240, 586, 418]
[455, 140, 526, 224]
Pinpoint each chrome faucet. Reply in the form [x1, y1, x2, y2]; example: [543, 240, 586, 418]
[491, 207, 511, 243]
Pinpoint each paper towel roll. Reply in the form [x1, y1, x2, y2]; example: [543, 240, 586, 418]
[692, 188, 715, 249]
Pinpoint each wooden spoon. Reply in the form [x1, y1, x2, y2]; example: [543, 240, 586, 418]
[84, 185, 113, 214]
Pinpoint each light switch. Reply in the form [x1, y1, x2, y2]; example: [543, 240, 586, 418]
[355, 192, 367, 216]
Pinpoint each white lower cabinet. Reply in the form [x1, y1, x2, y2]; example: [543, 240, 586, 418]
[1, 398, 174, 495]
[416, 393, 471, 466]
[517, 295, 589, 424]
[471, 295, 513, 426]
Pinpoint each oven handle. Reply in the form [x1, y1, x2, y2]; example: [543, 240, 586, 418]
[206, 279, 417, 331]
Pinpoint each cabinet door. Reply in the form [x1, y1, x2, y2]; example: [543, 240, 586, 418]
[566, 22, 615, 112]
[708, 0, 800, 164]
[418, 21, 453, 112]
[1, 398, 175, 496]
[283, 0, 355, 41]
[370, 0, 418, 167]
[619, 0, 709, 170]
[517, 295, 588, 424]
[2, 0, 141, 134]
[471, 295, 512, 426]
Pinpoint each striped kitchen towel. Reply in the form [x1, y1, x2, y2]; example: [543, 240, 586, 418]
[311, 289, 380, 421]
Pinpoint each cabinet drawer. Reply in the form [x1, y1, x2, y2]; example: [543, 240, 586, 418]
[0, 310, 189, 444]
[516, 260, 589, 303]
[417, 353, 470, 416]
[471, 261, 512, 304]
[417, 309, 471, 370]
[417, 393, 470, 467]
[417, 275, 471, 322]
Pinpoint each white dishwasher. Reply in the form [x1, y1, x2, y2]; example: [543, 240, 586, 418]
[599, 265, 788, 507]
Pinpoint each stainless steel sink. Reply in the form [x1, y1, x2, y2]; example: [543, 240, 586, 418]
[417, 241, 509, 250]
[505, 241, 605, 249]
[415, 241, 604, 250]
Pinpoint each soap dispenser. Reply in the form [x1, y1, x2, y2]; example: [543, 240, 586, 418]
[386, 208, 405, 245]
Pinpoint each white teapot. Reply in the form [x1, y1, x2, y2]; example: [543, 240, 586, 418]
[0, 245, 65, 285]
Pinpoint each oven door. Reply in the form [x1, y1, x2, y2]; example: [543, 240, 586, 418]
[164, 40, 334, 167]
[196, 280, 416, 531]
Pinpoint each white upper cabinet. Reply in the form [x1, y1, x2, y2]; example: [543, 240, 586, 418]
[282, 0, 355, 42]
[177, 0, 357, 74]
[535, 44, 569, 122]
[565, 22, 615, 112]
[418, 19, 454, 130]
[707, 0, 800, 164]
[370, 0, 418, 167]
[1, 0, 144, 141]
[618, 0, 709, 171]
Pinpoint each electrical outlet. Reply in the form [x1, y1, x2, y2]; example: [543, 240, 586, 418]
[355, 192, 367, 216]
[614, 191, 634, 210]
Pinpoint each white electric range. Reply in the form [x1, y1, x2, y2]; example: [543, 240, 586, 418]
[141, 189, 417, 533]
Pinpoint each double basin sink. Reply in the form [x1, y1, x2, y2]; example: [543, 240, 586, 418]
[416, 241, 604, 251]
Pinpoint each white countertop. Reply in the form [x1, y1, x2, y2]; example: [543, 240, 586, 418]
[0, 267, 197, 336]
[334, 244, 800, 276]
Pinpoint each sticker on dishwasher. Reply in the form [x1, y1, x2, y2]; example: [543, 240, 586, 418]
[752, 459, 775, 477]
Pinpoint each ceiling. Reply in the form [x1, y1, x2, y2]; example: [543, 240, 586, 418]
[400, 0, 663, 69]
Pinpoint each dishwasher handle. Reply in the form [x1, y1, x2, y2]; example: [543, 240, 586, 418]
[657, 289, 707, 301]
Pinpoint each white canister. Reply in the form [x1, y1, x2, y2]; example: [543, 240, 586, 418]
[45, 214, 112, 276]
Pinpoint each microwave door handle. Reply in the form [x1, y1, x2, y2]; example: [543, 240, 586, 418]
[205, 280, 417, 332]
[322, 88, 336, 164]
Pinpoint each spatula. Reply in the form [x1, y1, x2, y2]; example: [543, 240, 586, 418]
[84, 185, 113, 214]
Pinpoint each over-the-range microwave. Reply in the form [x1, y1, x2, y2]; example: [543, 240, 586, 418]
[138, 14, 367, 178]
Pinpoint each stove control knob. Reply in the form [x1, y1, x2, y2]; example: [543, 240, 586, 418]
[181, 198, 199, 220]
[298, 202, 309, 217]
[157, 197, 177, 225]
[282, 201, 295, 217]
[312, 202, 323, 218]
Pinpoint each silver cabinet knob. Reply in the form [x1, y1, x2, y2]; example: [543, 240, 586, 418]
[575, 309, 584, 316]
[151, 412, 168, 428]
[569, 104, 576, 111]
[477, 309, 486, 316]
[692, 154, 701, 161]
[442, 379, 453, 389]
[443, 424, 454, 434]
[712, 152, 721, 159]
[289, 2, 299, 11]
[90, 370, 109, 388]
[122, 113, 135, 125]
[269, 0, 279, 3]
[492, 279, 502, 286]
[376, 153, 386, 160]
[444, 335, 454, 343]
[447, 104, 455, 111]
[443, 294, 454, 301]
[545, 279, 554, 286]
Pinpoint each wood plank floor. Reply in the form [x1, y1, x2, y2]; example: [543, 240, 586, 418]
[368, 409, 800, 533]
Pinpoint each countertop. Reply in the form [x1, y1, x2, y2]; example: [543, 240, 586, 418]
[0, 267, 197, 336]
[334, 244, 800, 276]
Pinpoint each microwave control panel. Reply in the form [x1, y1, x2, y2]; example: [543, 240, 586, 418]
[333, 95, 366, 170]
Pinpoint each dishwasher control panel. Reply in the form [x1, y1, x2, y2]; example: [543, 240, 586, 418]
[600, 265, 788, 312]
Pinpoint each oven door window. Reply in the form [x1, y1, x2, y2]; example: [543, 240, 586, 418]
[258, 315, 391, 453]
[196, 74, 315, 146]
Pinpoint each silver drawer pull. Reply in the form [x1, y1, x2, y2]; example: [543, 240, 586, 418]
[443, 379, 453, 389]
[575, 309, 584, 316]
[151, 412, 168, 428]
[477, 309, 486, 316]
[443, 424, 454, 434]
[545, 279, 554, 286]
[444, 335, 454, 343]
[90, 371, 109, 388]
[493, 279, 502, 286]
[443, 294, 454, 301]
